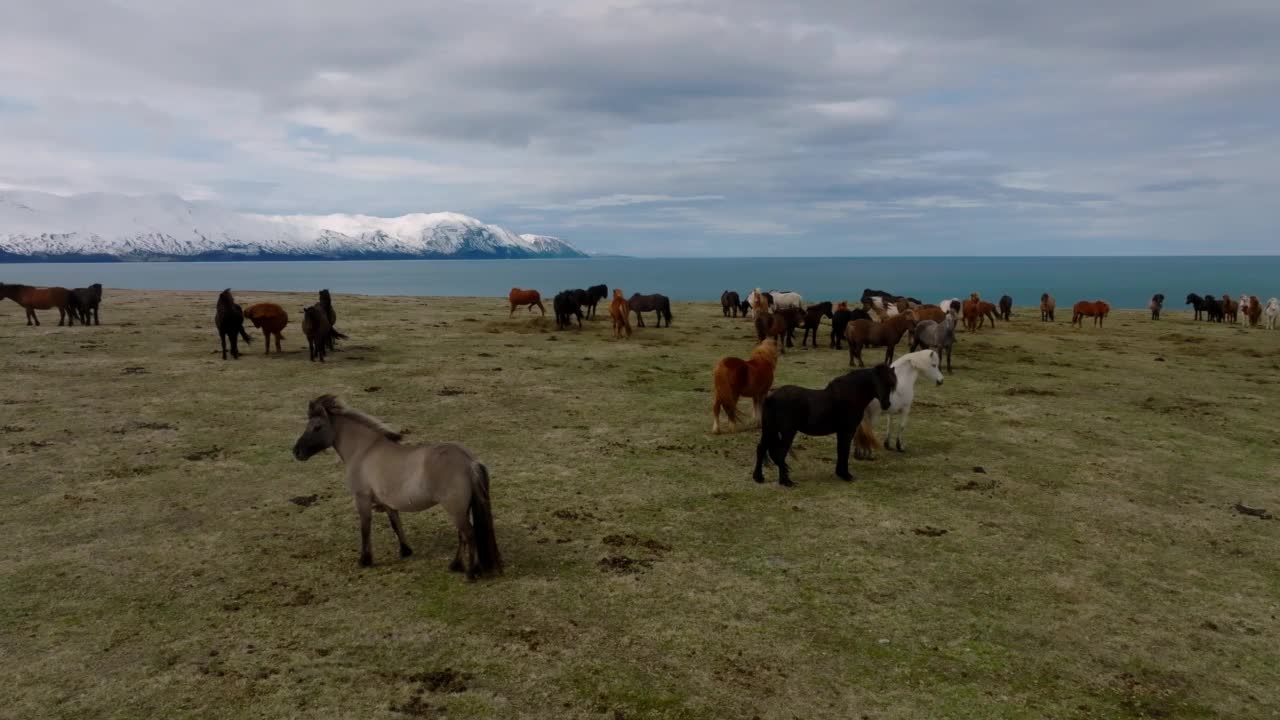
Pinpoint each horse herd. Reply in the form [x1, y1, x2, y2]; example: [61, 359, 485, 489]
[1185, 293, 1279, 328]
[213, 288, 347, 361]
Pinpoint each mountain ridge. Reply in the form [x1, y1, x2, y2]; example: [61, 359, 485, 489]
[0, 191, 585, 262]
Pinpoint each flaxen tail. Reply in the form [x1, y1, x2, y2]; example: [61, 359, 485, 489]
[469, 462, 503, 577]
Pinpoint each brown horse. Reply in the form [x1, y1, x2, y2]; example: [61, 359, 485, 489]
[508, 288, 545, 317]
[711, 339, 780, 433]
[845, 312, 916, 366]
[0, 283, 75, 326]
[1245, 295, 1263, 327]
[755, 308, 802, 352]
[977, 301, 998, 329]
[1221, 294, 1239, 324]
[610, 288, 632, 339]
[243, 303, 289, 354]
[961, 295, 981, 332]
[1040, 293, 1056, 322]
[1071, 300, 1110, 328]
[912, 304, 947, 324]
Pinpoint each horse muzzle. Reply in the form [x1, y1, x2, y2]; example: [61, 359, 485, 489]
[292, 441, 312, 462]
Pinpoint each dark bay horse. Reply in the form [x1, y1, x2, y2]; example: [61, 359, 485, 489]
[1150, 293, 1165, 320]
[998, 295, 1013, 321]
[752, 364, 896, 486]
[721, 290, 742, 318]
[70, 284, 103, 325]
[830, 304, 870, 349]
[0, 283, 75, 326]
[800, 301, 834, 348]
[554, 291, 583, 330]
[215, 289, 252, 359]
[1186, 293, 1206, 320]
[629, 293, 672, 327]
[319, 289, 341, 350]
[302, 303, 347, 361]
[585, 285, 608, 318]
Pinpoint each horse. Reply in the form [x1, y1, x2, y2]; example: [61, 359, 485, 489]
[243, 303, 289, 355]
[292, 395, 502, 580]
[856, 349, 944, 456]
[800, 302, 834, 348]
[738, 299, 753, 317]
[769, 291, 804, 311]
[1040, 293, 1056, 322]
[1241, 295, 1261, 327]
[1203, 295, 1224, 323]
[721, 290, 742, 318]
[748, 289, 774, 315]
[845, 312, 917, 367]
[565, 288, 590, 315]
[1266, 298, 1279, 330]
[998, 295, 1013, 321]
[976, 301, 998, 329]
[1149, 293, 1165, 320]
[554, 291, 583, 330]
[1071, 300, 1110, 328]
[1221, 294, 1239, 324]
[830, 304, 871, 349]
[302, 303, 347, 361]
[712, 339, 780, 433]
[751, 364, 896, 486]
[0, 283, 75, 326]
[862, 288, 918, 307]
[508, 288, 546, 317]
[909, 313, 957, 373]
[319, 289, 340, 350]
[962, 295, 981, 332]
[585, 285, 609, 318]
[1186, 293, 1206, 320]
[755, 308, 801, 352]
[610, 288, 632, 339]
[69, 284, 103, 325]
[215, 289, 253, 359]
[939, 298, 962, 316]
[911, 304, 947, 324]
[629, 293, 673, 328]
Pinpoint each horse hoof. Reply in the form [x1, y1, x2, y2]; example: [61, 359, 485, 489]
[779, 478, 794, 487]
[359, 554, 373, 567]
[752, 473, 765, 484]
[399, 544, 413, 558]
[838, 473, 854, 482]
[448, 558, 463, 572]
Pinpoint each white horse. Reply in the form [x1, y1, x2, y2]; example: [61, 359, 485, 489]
[1266, 297, 1279, 330]
[938, 298, 962, 315]
[1239, 294, 1255, 325]
[862, 348, 944, 452]
[868, 295, 900, 319]
[769, 290, 804, 310]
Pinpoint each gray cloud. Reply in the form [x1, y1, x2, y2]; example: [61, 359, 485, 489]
[0, 0, 1277, 254]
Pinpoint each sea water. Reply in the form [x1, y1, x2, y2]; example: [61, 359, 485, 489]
[3, 256, 1277, 309]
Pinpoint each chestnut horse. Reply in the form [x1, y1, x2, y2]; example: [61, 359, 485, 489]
[911, 304, 947, 324]
[845, 312, 917, 367]
[1071, 300, 1110, 328]
[1221, 294, 1239, 324]
[1245, 295, 1262, 327]
[244, 303, 289, 355]
[610, 288, 632, 339]
[961, 294, 981, 332]
[508, 288, 546, 317]
[1040, 293, 1056, 322]
[0, 283, 75, 326]
[712, 339, 780, 433]
[976, 301, 998, 329]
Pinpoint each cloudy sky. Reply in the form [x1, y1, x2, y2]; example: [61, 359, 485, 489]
[2, 1, 1277, 256]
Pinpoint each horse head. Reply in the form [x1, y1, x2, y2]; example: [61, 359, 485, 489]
[915, 350, 944, 386]
[293, 396, 339, 461]
[872, 364, 897, 410]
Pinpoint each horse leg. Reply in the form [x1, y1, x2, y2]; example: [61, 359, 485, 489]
[771, 430, 797, 486]
[895, 408, 909, 452]
[355, 495, 374, 566]
[220, 332, 229, 360]
[883, 413, 894, 450]
[711, 398, 722, 434]
[835, 429, 854, 481]
[752, 434, 769, 483]
[386, 510, 412, 558]
[275, 333, 283, 353]
[449, 505, 479, 580]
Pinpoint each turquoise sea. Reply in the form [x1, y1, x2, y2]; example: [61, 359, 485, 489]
[3, 256, 1278, 309]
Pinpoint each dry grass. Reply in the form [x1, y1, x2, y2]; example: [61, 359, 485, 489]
[3, 291, 1279, 720]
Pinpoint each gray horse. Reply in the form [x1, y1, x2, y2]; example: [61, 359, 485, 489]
[292, 395, 503, 580]
[909, 312, 957, 373]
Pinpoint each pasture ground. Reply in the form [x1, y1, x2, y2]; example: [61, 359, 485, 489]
[3, 290, 1279, 720]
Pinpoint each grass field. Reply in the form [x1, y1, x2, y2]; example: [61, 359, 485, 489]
[3, 290, 1279, 720]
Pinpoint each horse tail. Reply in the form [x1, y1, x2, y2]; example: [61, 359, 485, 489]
[468, 462, 503, 577]
[712, 363, 740, 425]
[330, 328, 349, 340]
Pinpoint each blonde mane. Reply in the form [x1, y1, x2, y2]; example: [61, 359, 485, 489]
[308, 394, 403, 442]
[750, 338, 780, 364]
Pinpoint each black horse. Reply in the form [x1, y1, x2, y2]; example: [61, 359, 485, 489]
[830, 306, 871, 349]
[215, 289, 253, 360]
[585, 285, 608, 318]
[1182, 292, 1203, 319]
[800, 301, 834, 348]
[1150, 293, 1165, 320]
[554, 291, 583, 330]
[69, 283, 103, 325]
[628, 293, 673, 327]
[319, 289, 341, 350]
[752, 364, 897, 486]
[861, 288, 921, 306]
[721, 290, 742, 318]
[1203, 294, 1225, 323]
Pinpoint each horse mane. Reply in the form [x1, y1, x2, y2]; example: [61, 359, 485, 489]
[308, 395, 403, 442]
[750, 339, 779, 364]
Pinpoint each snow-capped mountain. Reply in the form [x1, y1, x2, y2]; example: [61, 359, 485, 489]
[0, 191, 585, 261]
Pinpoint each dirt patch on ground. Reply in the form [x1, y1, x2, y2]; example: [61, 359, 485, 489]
[437, 387, 466, 396]
[1004, 387, 1058, 397]
[599, 555, 653, 573]
[0, 425, 27, 434]
[913, 526, 949, 537]
[552, 508, 600, 522]
[955, 478, 1000, 492]
[290, 494, 319, 508]
[121, 366, 148, 375]
[184, 446, 223, 461]
[110, 420, 175, 434]
[602, 533, 672, 554]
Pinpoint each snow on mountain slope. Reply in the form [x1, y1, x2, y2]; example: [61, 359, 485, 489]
[0, 191, 584, 261]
